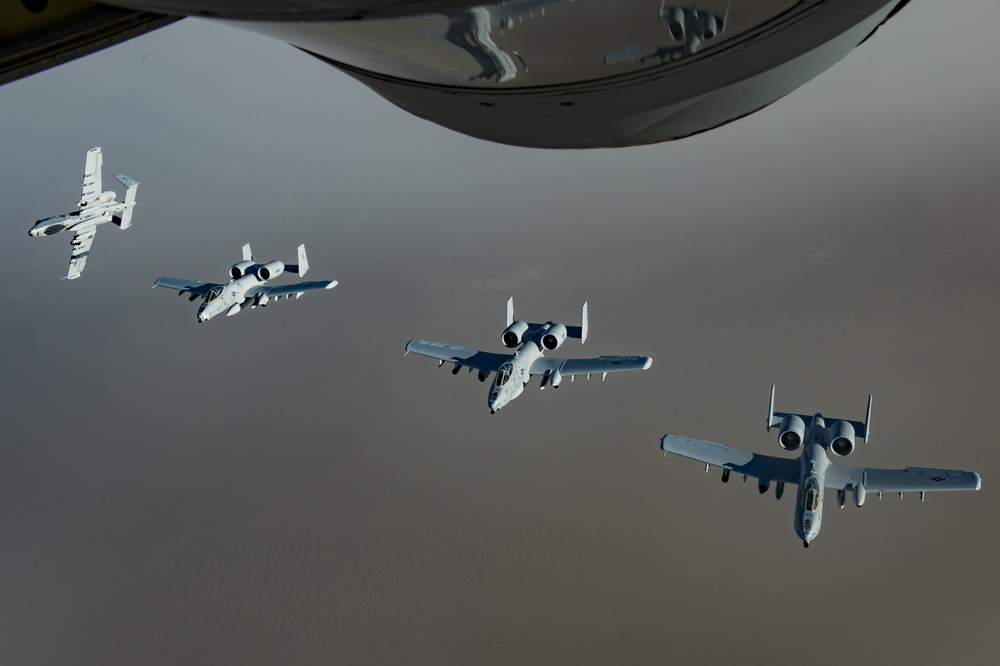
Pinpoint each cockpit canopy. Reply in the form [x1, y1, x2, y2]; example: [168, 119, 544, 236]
[802, 478, 820, 513]
[495, 362, 513, 387]
[206, 286, 223, 302]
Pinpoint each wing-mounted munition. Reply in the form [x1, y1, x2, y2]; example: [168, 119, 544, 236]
[152, 243, 336, 322]
[28, 147, 139, 279]
[661, 385, 980, 547]
[405, 297, 648, 413]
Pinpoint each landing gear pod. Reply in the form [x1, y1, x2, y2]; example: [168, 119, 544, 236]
[853, 483, 866, 508]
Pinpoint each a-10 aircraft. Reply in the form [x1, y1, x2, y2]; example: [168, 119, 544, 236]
[405, 298, 652, 413]
[153, 244, 337, 322]
[660, 386, 982, 548]
[29, 147, 139, 280]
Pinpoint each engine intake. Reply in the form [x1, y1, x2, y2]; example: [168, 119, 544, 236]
[230, 260, 253, 279]
[828, 420, 856, 457]
[502, 320, 529, 348]
[778, 414, 805, 451]
[255, 260, 284, 281]
[541, 323, 568, 351]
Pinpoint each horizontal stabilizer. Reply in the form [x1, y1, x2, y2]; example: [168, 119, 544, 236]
[117, 178, 138, 229]
[767, 384, 872, 443]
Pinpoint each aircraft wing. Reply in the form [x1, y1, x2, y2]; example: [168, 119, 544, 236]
[405, 339, 510, 373]
[824, 465, 981, 493]
[152, 277, 217, 296]
[66, 227, 98, 280]
[529, 355, 652, 377]
[259, 280, 337, 299]
[660, 435, 801, 485]
[82, 147, 102, 202]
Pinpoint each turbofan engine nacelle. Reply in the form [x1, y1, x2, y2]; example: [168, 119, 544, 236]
[230, 260, 254, 279]
[778, 414, 805, 451]
[702, 15, 719, 40]
[664, 8, 685, 40]
[502, 320, 529, 348]
[255, 260, 284, 281]
[853, 483, 866, 507]
[828, 420, 856, 457]
[541, 323, 568, 351]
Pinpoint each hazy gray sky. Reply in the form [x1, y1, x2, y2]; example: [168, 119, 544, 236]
[1, 2, 999, 664]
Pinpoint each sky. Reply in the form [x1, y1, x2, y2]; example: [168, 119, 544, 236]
[1, 1, 999, 664]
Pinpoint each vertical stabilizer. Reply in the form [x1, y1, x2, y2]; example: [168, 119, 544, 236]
[863, 394, 872, 444]
[506, 297, 514, 327]
[296, 244, 309, 277]
[242, 243, 253, 262]
[766, 384, 776, 431]
[580, 301, 589, 344]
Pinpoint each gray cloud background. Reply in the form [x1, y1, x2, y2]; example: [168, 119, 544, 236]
[1, 2, 999, 664]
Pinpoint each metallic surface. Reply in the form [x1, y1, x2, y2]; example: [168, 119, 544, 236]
[0, 0, 177, 86]
[3, 1, 908, 148]
[219, 0, 904, 147]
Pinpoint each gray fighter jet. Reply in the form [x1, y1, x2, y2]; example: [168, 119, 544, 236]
[29, 147, 139, 280]
[405, 298, 652, 413]
[153, 244, 337, 322]
[660, 386, 982, 548]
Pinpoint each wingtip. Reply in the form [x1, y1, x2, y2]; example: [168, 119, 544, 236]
[326, 280, 338, 289]
[642, 357, 653, 370]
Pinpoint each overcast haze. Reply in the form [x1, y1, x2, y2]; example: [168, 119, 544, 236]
[1, 2, 999, 664]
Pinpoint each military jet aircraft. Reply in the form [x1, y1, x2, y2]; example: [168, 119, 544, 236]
[405, 298, 652, 413]
[29, 147, 139, 280]
[153, 244, 337, 322]
[660, 386, 982, 548]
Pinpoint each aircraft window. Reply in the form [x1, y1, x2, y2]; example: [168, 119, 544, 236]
[206, 287, 222, 302]
[496, 364, 512, 387]
[803, 479, 819, 512]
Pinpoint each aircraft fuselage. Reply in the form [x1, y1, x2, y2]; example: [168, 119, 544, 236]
[487, 340, 545, 413]
[28, 192, 124, 238]
[793, 414, 830, 547]
[196, 274, 265, 322]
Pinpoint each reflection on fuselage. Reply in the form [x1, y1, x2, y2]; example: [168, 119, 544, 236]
[213, 0, 904, 147]
[225, 0, 800, 89]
